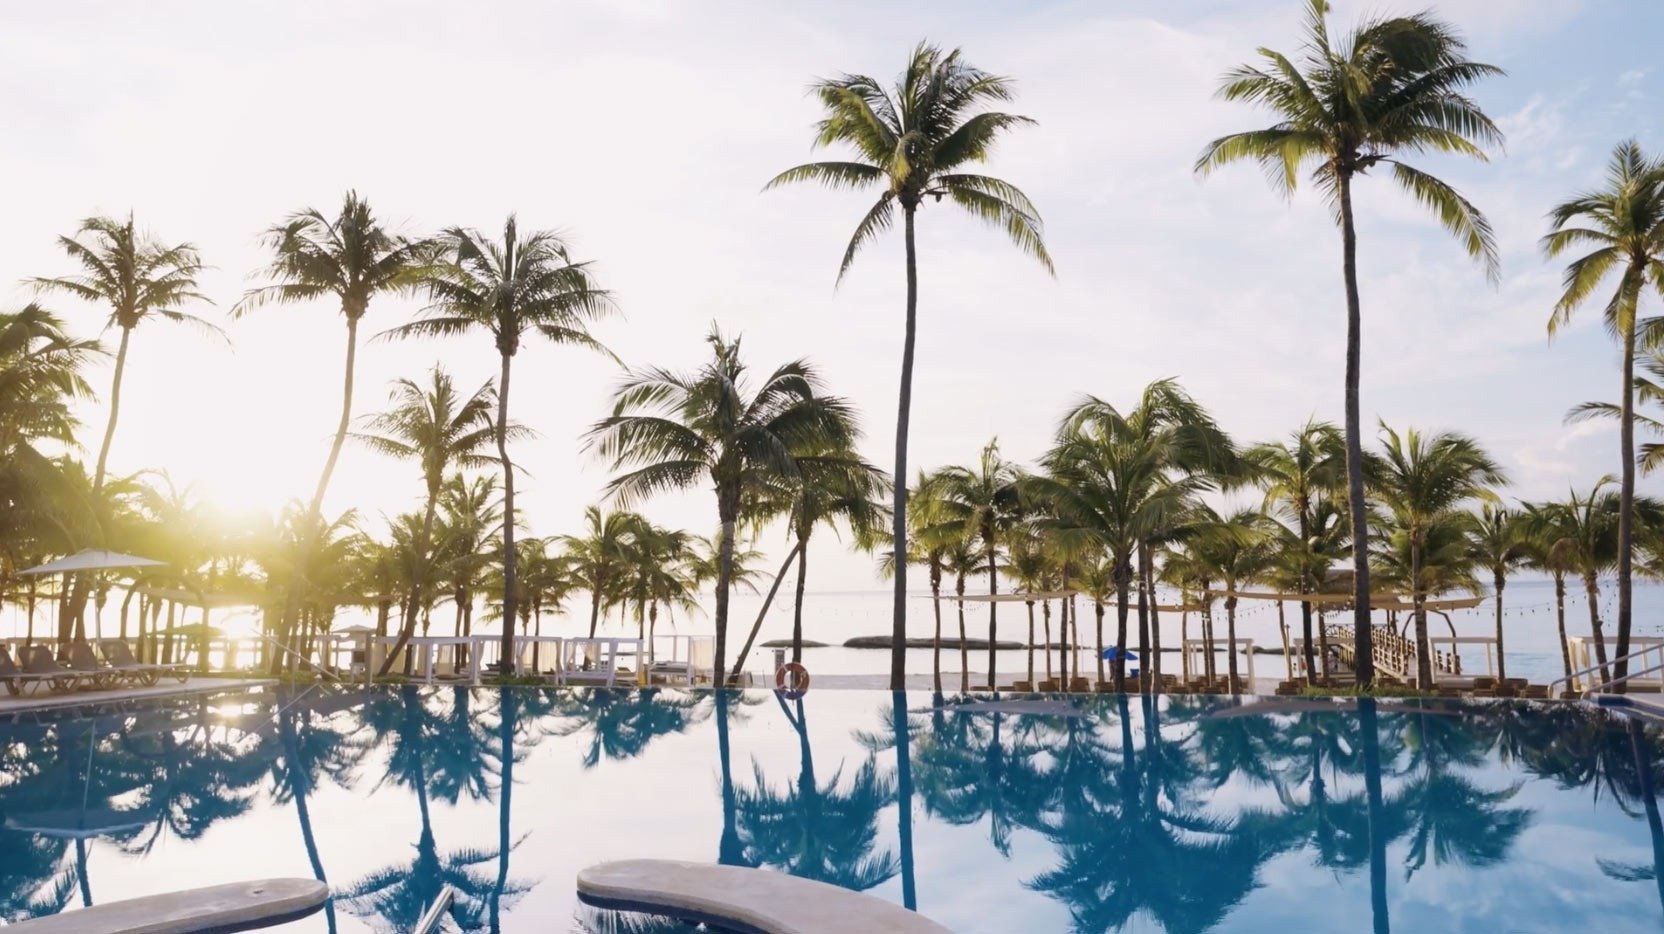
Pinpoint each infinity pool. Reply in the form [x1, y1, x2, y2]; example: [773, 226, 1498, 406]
[1, 686, 1661, 932]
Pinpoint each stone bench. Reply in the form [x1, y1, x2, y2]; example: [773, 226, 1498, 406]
[8, 878, 329, 933]
[577, 859, 950, 933]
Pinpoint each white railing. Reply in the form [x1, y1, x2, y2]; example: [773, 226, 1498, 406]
[1554, 640, 1664, 696]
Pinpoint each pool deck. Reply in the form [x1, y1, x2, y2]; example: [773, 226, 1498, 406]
[0, 678, 278, 717]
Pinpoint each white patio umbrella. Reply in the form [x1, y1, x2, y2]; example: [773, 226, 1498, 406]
[17, 550, 166, 643]
[18, 549, 166, 576]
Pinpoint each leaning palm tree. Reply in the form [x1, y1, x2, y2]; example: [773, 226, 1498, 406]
[769, 42, 1053, 690]
[387, 217, 615, 674]
[235, 192, 433, 669]
[355, 367, 502, 675]
[1198, 0, 1504, 685]
[31, 214, 213, 494]
[931, 440, 1027, 686]
[1545, 140, 1664, 688]
[1368, 425, 1505, 687]
[587, 327, 856, 684]
[1519, 501, 1580, 681]
[1468, 504, 1529, 683]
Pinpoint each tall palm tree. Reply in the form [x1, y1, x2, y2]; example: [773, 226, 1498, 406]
[769, 42, 1052, 690]
[932, 440, 1027, 687]
[1468, 505, 1529, 683]
[560, 506, 638, 639]
[1544, 140, 1664, 688]
[235, 192, 433, 670]
[588, 327, 856, 683]
[31, 214, 213, 494]
[1199, 1, 1504, 686]
[1249, 419, 1345, 684]
[1368, 425, 1505, 687]
[388, 216, 615, 673]
[355, 367, 501, 675]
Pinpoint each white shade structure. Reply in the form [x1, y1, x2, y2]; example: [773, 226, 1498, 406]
[19, 549, 165, 576]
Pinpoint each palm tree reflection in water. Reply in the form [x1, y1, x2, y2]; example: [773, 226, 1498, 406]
[1, 690, 1663, 930]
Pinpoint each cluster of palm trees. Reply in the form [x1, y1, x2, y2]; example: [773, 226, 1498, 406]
[898, 385, 1664, 697]
[4, 685, 1660, 931]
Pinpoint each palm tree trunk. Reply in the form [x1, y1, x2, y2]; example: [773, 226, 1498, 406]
[1554, 572, 1572, 682]
[930, 563, 944, 695]
[1114, 566, 1130, 691]
[956, 574, 968, 693]
[1135, 557, 1150, 693]
[1337, 169, 1374, 687]
[1585, 573, 1611, 686]
[1145, 553, 1163, 695]
[986, 543, 998, 688]
[1042, 601, 1053, 681]
[274, 316, 360, 674]
[791, 537, 810, 665]
[1493, 573, 1507, 683]
[1299, 502, 1317, 684]
[64, 325, 136, 643]
[728, 539, 803, 680]
[1025, 600, 1036, 686]
[1413, 537, 1432, 688]
[1094, 599, 1106, 687]
[714, 510, 738, 686]
[889, 203, 921, 692]
[1226, 595, 1240, 689]
[1616, 318, 1637, 692]
[586, 586, 603, 638]
[1277, 599, 1292, 681]
[495, 349, 518, 676]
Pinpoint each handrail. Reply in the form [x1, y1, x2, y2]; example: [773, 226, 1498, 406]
[1550, 641, 1664, 695]
[415, 884, 456, 934]
[1591, 659, 1664, 694]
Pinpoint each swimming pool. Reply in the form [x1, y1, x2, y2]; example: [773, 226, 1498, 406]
[1, 686, 1661, 932]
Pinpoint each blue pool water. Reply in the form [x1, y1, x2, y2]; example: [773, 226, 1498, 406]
[1, 686, 1662, 932]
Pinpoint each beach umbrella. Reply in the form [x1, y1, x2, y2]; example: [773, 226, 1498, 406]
[17, 549, 166, 576]
[18, 551, 165, 644]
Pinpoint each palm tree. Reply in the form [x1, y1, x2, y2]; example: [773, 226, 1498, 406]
[1188, 509, 1276, 690]
[387, 216, 615, 674]
[769, 42, 1052, 690]
[774, 448, 887, 671]
[932, 440, 1026, 687]
[560, 506, 638, 639]
[1468, 505, 1529, 683]
[1005, 526, 1055, 686]
[432, 474, 503, 658]
[1249, 420, 1345, 684]
[1519, 501, 1580, 680]
[1368, 425, 1505, 687]
[235, 192, 433, 670]
[588, 327, 856, 683]
[31, 214, 212, 495]
[616, 518, 700, 647]
[355, 367, 500, 675]
[1544, 140, 1664, 689]
[1029, 381, 1236, 691]
[1199, 1, 1504, 686]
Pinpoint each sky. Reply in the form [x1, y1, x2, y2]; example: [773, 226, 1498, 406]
[3, 0, 1663, 596]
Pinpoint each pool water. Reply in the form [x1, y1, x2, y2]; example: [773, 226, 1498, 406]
[1, 686, 1662, 933]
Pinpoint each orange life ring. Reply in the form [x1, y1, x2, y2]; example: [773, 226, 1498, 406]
[775, 662, 811, 698]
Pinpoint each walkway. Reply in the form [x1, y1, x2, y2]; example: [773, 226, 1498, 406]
[0, 678, 277, 716]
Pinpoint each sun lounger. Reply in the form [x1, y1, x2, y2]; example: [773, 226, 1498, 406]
[100, 639, 190, 684]
[21, 646, 82, 694]
[68, 641, 131, 690]
[0, 645, 64, 696]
